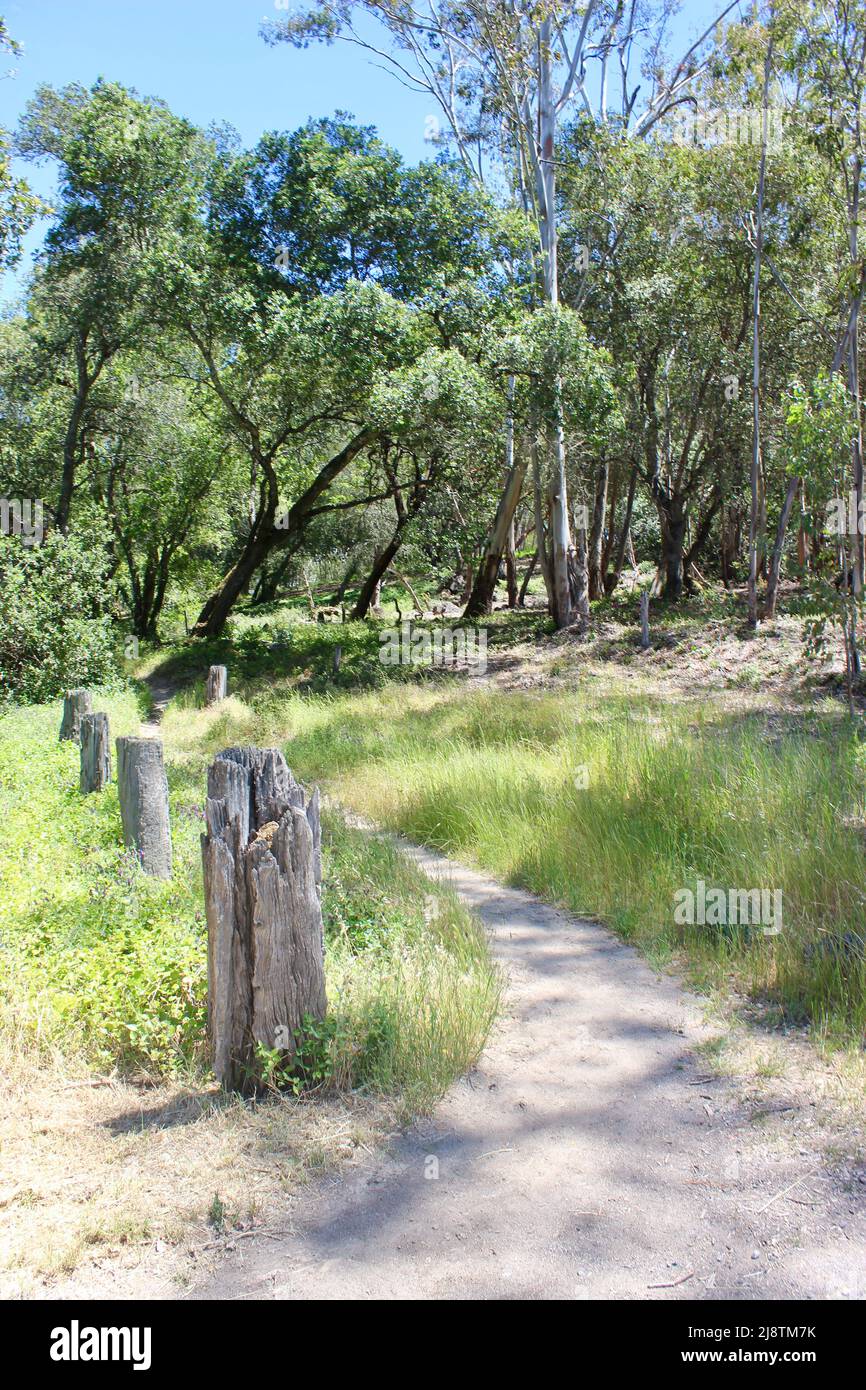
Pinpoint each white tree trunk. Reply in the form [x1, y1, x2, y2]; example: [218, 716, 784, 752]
[538, 18, 576, 629]
[748, 33, 772, 629]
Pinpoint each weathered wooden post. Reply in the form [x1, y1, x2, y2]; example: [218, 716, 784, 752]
[202, 747, 326, 1093]
[116, 737, 173, 879]
[59, 689, 92, 743]
[206, 665, 228, 706]
[640, 591, 651, 650]
[79, 713, 111, 793]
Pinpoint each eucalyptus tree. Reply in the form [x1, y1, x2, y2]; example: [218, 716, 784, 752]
[558, 55, 836, 603]
[464, 302, 616, 615]
[746, 14, 775, 627]
[786, 1, 866, 601]
[677, 2, 860, 614]
[559, 136, 746, 598]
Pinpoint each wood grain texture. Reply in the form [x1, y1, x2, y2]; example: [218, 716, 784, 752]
[203, 747, 326, 1093]
[79, 712, 111, 793]
[59, 689, 93, 743]
[206, 665, 228, 706]
[116, 737, 173, 879]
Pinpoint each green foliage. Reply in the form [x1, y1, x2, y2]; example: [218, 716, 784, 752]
[0, 533, 121, 705]
[208, 1194, 227, 1232]
[784, 372, 857, 497]
[211, 116, 508, 303]
[784, 373, 861, 667]
[0, 696, 205, 1073]
[138, 598, 541, 699]
[496, 305, 619, 444]
[256, 1014, 346, 1095]
[0, 22, 45, 269]
[0, 694, 498, 1108]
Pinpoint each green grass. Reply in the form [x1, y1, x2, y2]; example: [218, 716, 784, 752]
[5, 586, 865, 1116]
[132, 596, 549, 699]
[0, 692, 499, 1111]
[153, 663, 866, 1048]
[0, 692, 202, 1073]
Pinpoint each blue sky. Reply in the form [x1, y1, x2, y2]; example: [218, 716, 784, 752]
[0, 0, 435, 302]
[0, 0, 729, 304]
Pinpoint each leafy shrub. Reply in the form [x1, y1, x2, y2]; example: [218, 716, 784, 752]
[0, 532, 121, 705]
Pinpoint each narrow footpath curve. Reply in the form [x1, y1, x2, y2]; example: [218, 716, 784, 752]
[191, 842, 866, 1301]
[139, 672, 178, 737]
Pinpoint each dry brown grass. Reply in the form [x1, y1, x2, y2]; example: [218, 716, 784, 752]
[0, 1058, 399, 1298]
[482, 602, 826, 710]
[691, 997, 866, 1194]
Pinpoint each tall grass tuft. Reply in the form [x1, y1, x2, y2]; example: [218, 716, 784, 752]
[243, 683, 866, 1045]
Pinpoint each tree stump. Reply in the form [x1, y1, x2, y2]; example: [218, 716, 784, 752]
[202, 747, 326, 1093]
[59, 689, 93, 743]
[116, 737, 173, 879]
[206, 665, 227, 706]
[640, 591, 651, 650]
[79, 713, 111, 794]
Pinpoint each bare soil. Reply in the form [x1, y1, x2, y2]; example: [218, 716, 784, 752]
[190, 842, 866, 1302]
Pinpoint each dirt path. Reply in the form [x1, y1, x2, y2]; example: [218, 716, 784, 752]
[191, 843, 866, 1302]
[139, 672, 178, 737]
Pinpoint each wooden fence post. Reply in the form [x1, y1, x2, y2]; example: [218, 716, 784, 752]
[60, 689, 92, 743]
[640, 591, 651, 650]
[206, 665, 227, 706]
[202, 747, 326, 1093]
[80, 713, 111, 793]
[116, 737, 173, 879]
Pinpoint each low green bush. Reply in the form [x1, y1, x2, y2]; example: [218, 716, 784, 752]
[0, 534, 122, 706]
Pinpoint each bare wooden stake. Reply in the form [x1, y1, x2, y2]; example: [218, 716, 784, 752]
[206, 665, 228, 706]
[59, 689, 93, 743]
[640, 591, 651, 650]
[116, 737, 173, 879]
[79, 713, 111, 793]
[202, 747, 326, 1093]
